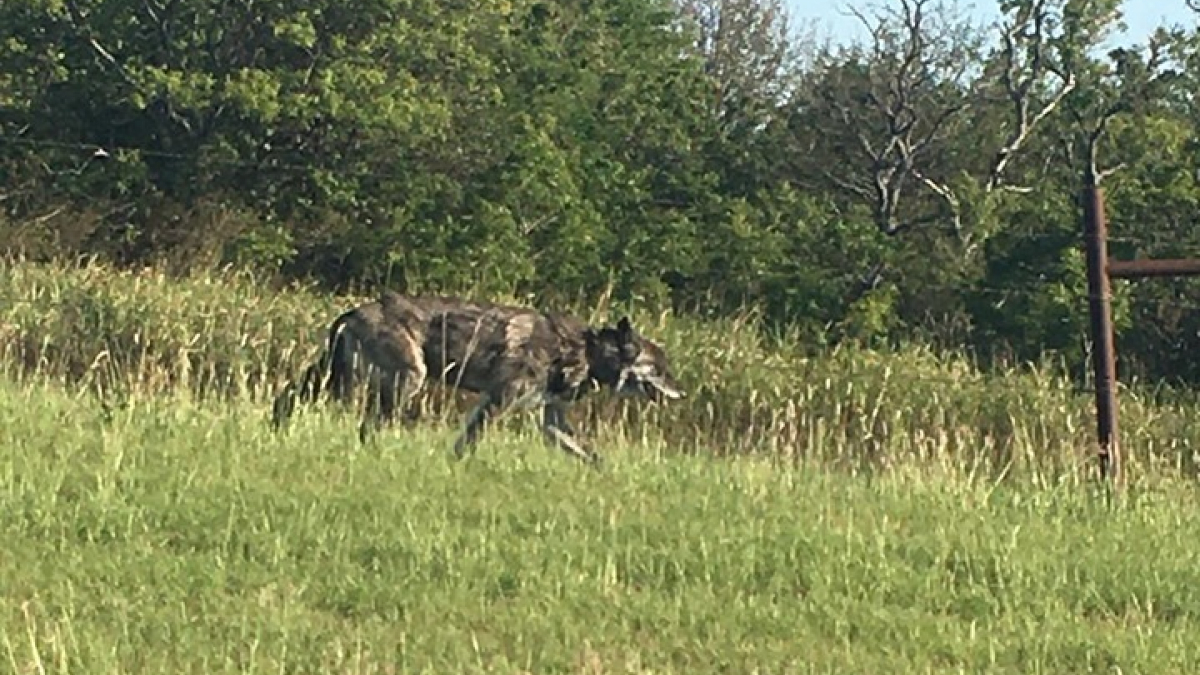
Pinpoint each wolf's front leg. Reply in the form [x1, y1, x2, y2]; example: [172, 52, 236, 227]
[542, 403, 602, 467]
[453, 395, 498, 458]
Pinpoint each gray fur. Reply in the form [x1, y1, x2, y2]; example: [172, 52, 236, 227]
[271, 291, 684, 465]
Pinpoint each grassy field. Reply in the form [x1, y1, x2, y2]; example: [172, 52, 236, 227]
[4, 257, 1200, 481]
[4, 258, 1200, 673]
[4, 377, 1200, 674]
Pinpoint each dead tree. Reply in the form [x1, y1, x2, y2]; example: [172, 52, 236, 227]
[805, 0, 1083, 238]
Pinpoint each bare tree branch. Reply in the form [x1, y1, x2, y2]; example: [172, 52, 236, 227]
[65, 0, 201, 135]
[803, 0, 1142, 240]
[519, 214, 560, 237]
[985, 0, 1076, 192]
[812, 0, 978, 236]
[63, 0, 139, 89]
[1072, 33, 1175, 186]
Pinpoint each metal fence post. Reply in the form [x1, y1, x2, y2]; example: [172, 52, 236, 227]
[1082, 183, 1121, 486]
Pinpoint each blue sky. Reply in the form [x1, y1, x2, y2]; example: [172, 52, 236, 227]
[790, 0, 1197, 48]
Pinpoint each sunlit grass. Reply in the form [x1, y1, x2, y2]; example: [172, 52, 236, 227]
[2, 256, 1198, 482]
[3, 257, 1200, 672]
[3, 377, 1200, 674]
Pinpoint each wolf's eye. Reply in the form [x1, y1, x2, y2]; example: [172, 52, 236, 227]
[620, 342, 641, 361]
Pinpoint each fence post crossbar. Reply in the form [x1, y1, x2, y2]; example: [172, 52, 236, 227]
[1082, 184, 1200, 487]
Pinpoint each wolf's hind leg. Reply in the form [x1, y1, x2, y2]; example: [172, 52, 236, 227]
[359, 364, 426, 445]
[270, 381, 298, 431]
[358, 366, 386, 445]
[391, 360, 427, 430]
[329, 331, 360, 406]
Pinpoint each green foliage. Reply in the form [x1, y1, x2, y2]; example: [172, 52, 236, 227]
[2, 0, 1200, 384]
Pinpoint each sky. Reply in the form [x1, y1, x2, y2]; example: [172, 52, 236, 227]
[790, 0, 1197, 49]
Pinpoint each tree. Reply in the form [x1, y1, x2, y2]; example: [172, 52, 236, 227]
[674, 0, 804, 134]
[787, 0, 1127, 241]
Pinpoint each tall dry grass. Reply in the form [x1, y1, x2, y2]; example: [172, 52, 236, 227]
[2, 255, 1197, 482]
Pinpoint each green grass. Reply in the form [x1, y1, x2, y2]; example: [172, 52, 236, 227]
[4, 257, 1200, 672]
[4, 377, 1200, 674]
[4, 256, 1200, 482]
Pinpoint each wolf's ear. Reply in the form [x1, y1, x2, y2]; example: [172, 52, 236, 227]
[617, 316, 633, 340]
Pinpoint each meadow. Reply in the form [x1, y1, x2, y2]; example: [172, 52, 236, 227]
[3, 258, 1200, 673]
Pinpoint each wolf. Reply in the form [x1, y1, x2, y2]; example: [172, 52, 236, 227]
[271, 291, 684, 464]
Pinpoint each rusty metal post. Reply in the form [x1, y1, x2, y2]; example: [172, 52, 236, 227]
[1108, 258, 1200, 278]
[1082, 184, 1121, 486]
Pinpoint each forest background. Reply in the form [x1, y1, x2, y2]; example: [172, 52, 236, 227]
[3, 0, 1200, 385]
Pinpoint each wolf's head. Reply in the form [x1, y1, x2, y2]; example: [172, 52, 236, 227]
[585, 316, 684, 403]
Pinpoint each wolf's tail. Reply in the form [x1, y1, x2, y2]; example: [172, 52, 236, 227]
[269, 307, 359, 432]
[323, 308, 357, 403]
